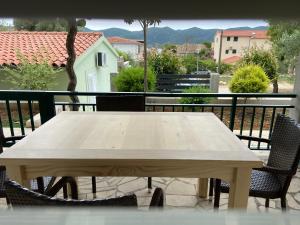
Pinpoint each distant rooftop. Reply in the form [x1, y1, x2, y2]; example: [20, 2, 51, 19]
[216, 30, 269, 39]
[107, 36, 142, 45]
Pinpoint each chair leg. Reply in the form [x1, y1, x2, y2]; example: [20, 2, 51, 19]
[148, 177, 152, 191]
[36, 177, 45, 193]
[209, 178, 214, 201]
[5, 196, 10, 205]
[265, 198, 269, 208]
[63, 184, 68, 199]
[281, 197, 287, 210]
[92, 176, 96, 196]
[214, 179, 221, 209]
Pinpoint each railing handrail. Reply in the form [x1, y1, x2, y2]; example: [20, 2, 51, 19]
[0, 90, 297, 98]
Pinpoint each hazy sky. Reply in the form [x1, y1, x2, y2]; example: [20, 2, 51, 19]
[2, 18, 268, 31]
[86, 19, 268, 31]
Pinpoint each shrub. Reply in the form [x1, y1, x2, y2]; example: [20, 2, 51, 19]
[180, 86, 212, 104]
[229, 65, 270, 93]
[148, 50, 182, 74]
[3, 52, 58, 90]
[114, 67, 156, 92]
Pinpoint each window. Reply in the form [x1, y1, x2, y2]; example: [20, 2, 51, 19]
[232, 49, 237, 54]
[227, 37, 230, 41]
[234, 36, 238, 41]
[225, 50, 229, 54]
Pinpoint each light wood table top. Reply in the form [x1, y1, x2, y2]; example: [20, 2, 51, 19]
[0, 111, 262, 168]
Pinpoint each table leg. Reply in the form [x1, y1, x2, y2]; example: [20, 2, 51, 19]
[228, 168, 251, 209]
[198, 178, 208, 198]
[6, 165, 30, 188]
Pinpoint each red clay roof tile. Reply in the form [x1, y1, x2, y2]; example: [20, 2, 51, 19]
[0, 31, 102, 67]
[107, 36, 142, 45]
[216, 30, 269, 39]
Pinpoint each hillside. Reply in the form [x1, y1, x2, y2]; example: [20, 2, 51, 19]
[83, 26, 268, 46]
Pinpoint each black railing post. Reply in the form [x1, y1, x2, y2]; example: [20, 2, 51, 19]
[229, 96, 238, 131]
[39, 92, 56, 124]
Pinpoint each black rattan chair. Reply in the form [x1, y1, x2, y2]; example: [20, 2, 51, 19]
[212, 114, 300, 210]
[93, 95, 152, 195]
[5, 180, 164, 208]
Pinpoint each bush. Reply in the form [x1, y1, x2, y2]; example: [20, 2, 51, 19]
[114, 67, 156, 92]
[148, 50, 182, 74]
[229, 65, 270, 93]
[180, 86, 212, 104]
[3, 52, 58, 90]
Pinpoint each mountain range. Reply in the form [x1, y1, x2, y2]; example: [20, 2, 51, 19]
[83, 26, 268, 46]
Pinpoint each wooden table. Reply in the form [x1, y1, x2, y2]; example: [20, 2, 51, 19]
[0, 112, 262, 208]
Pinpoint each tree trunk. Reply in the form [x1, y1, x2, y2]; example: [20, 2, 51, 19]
[143, 21, 148, 92]
[66, 18, 80, 111]
[272, 79, 279, 93]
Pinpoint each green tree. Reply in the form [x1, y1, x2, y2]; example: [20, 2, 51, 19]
[116, 50, 134, 63]
[124, 19, 160, 91]
[2, 52, 58, 90]
[114, 67, 156, 92]
[148, 50, 182, 74]
[163, 44, 177, 53]
[239, 48, 279, 93]
[268, 20, 300, 69]
[229, 65, 270, 93]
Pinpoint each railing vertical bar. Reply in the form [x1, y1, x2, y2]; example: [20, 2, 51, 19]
[257, 107, 266, 149]
[239, 106, 246, 135]
[267, 107, 276, 149]
[172, 106, 175, 112]
[183, 106, 185, 112]
[92, 105, 95, 111]
[16, 100, 25, 135]
[162, 106, 165, 112]
[220, 107, 224, 121]
[282, 107, 286, 115]
[248, 107, 256, 148]
[62, 104, 66, 111]
[83, 105, 86, 112]
[211, 106, 214, 113]
[201, 107, 204, 112]
[229, 96, 237, 131]
[27, 100, 35, 131]
[5, 100, 15, 137]
[192, 106, 195, 112]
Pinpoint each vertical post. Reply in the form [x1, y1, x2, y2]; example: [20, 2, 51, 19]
[217, 30, 223, 73]
[229, 96, 237, 131]
[39, 93, 56, 124]
[291, 56, 300, 122]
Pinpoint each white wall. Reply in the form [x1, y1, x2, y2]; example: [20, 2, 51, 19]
[112, 43, 140, 59]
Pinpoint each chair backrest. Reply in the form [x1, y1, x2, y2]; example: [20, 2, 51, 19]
[267, 114, 300, 188]
[96, 95, 145, 112]
[5, 180, 138, 207]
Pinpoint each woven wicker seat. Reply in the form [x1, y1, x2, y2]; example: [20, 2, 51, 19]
[5, 180, 164, 208]
[213, 114, 300, 210]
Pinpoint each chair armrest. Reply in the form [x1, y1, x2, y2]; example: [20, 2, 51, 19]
[5, 135, 25, 142]
[45, 176, 78, 199]
[254, 165, 293, 175]
[237, 135, 271, 144]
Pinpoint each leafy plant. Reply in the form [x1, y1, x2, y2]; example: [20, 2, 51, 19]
[229, 65, 270, 93]
[114, 67, 156, 92]
[180, 86, 212, 104]
[148, 50, 183, 75]
[3, 52, 58, 90]
[238, 48, 279, 92]
[116, 50, 134, 63]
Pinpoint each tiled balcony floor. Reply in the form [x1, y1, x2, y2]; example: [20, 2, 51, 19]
[1, 171, 300, 212]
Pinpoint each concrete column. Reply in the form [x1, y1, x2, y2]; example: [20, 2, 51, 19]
[290, 57, 300, 122]
[210, 73, 220, 93]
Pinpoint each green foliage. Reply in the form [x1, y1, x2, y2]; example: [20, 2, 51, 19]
[2, 52, 59, 90]
[229, 65, 270, 93]
[267, 20, 300, 66]
[148, 50, 182, 74]
[114, 67, 156, 92]
[180, 86, 212, 104]
[202, 42, 212, 49]
[239, 48, 278, 81]
[163, 44, 177, 53]
[182, 56, 232, 74]
[116, 50, 134, 63]
[13, 18, 86, 31]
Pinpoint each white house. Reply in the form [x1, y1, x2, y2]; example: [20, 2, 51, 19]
[108, 36, 144, 60]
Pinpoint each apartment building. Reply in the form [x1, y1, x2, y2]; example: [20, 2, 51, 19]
[213, 30, 271, 64]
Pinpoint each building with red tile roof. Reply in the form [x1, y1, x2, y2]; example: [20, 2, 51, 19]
[0, 31, 103, 67]
[0, 31, 118, 96]
[107, 36, 143, 60]
[213, 30, 271, 64]
[222, 56, 241, 64]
